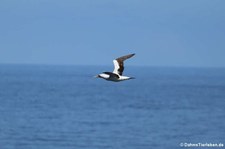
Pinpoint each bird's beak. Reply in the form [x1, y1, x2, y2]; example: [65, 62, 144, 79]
[94, 75, 99, 78]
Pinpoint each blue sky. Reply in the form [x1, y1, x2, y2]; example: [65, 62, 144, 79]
[0, 0, 225, 67]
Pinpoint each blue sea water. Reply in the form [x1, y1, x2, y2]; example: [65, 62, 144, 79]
[0, 64, 225, 149]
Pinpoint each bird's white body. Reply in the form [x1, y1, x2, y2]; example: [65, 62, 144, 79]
[95, 53, 135, 82]
[98, 73, 132, 82]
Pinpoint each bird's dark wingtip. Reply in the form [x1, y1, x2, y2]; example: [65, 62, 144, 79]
[129, 53, 135, 57]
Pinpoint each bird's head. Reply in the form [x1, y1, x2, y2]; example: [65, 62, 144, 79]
[94, 73, 109, 79]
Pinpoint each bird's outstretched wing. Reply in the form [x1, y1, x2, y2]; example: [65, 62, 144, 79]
[113, 53, 135, 75]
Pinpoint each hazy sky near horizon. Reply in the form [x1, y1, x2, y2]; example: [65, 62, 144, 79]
[0, 0, 225, 67]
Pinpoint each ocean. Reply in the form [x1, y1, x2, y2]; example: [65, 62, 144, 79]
[0, 64, 225, 149]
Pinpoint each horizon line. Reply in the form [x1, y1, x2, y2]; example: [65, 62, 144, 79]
[0, 62, 225, 69]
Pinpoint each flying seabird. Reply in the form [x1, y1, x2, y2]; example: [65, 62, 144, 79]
[95, 53, 135, 82]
